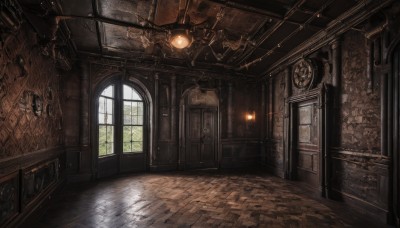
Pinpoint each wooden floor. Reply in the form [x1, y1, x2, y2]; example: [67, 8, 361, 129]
[31, 169, 388, 228]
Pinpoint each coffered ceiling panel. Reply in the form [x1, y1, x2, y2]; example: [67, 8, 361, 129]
[17, 0, 394, 77]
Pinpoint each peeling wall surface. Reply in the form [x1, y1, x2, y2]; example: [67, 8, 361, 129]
[264, 27, 392, 221]
[0, 25, 63, 159]
[0, 24, 65, 227]
[1, 0, 399, 226]
[339, 31, 381, 152]
[266, 72, 285, 173]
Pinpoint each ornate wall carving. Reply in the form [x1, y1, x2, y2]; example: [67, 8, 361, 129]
[0, 172, 19, 225]
[0, 25, 63, 160]
[21, 159, 59, 209]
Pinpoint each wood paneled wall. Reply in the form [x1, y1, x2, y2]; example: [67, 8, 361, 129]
[0, 24, 66, 226]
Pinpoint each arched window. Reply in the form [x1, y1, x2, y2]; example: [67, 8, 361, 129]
[98, 85, 115, 156]
[122, 84, 143, 153]
[97, 84, 144, 157]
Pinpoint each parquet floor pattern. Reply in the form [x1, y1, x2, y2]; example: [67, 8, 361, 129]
[32, 170, 385, 228]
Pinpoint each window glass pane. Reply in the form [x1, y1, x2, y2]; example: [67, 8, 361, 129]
[137, 115, 143, 125]
[123, 85, 142, 100]
[99, 126, 107, 156]
[123, 142, 131, 153]
[106, 114, 113, 124]
[101, 85, 114, 97]
[99, 142, 107, 156]
[138, 102, 143, 114]
[123, 85, 132, 100]
[132, 142, 142, 152]
[123, 126, 131, 143]
[98, 113, 105, 124]
[107, 143, 114, 155]
[123, 101, 132, 125]
[107, 126, 114, 143]
[106, 98, 113, 115]
[99, 97, 105, 113]
[132, 126, 143, 141]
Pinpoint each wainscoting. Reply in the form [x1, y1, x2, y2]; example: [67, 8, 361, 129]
[221, 138, 261, 168]
[330, 148, 390, 223]
[0, 147, 65, 227]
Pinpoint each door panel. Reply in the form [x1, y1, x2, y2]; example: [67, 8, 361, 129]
[202, 110, 216, 163]
[294, 100, 319, 188]
[185, 108, 217, 169]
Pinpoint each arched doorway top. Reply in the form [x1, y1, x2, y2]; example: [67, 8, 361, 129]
[185, 87, 219, 107]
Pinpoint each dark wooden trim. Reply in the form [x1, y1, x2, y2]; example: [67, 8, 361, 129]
[331, 188, 389, 224]
[0, 147, 64, 176]
[262, 0, 395, 78]
[285, 85, 331, 197]
[0, 152, 65, 227]
[0, 171, 19, 226]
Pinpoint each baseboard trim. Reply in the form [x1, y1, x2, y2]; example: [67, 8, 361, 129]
[264, 164, 285, 178]
[67, 173, 93, 183]
[331, 188, 389, 223]
[149, 164, 178, 172]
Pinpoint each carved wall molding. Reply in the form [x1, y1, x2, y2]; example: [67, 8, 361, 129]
[292, 58, 318, 90]
[0, 171, 19, 226]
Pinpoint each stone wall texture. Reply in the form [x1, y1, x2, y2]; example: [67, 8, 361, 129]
[339, 30, 381, 153]
[267, 72, 285, 170]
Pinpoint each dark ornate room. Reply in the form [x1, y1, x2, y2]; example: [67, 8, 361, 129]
[0, 0, 399, 227]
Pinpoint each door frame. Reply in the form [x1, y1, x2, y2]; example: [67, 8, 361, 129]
[178, 87, 220, 170]
[387, 38, 400, 226]
[285, 85, 332, 197]
[91, 74, 153, 178]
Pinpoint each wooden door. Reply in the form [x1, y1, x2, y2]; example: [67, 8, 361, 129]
[185, 107, 217, 169]
[293, 99, 320, 189]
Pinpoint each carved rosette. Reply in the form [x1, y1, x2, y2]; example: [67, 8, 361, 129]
[292, 58, 317, 90]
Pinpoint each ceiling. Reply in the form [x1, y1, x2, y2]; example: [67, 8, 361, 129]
[17, 0, 392, 77]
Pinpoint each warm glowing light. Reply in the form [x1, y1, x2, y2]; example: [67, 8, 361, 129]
[246, 112, 255, 121]
[170, 34, 190, 49]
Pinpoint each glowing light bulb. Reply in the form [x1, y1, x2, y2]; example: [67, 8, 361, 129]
[170, 33, 190, 49]
[246, 113, 254, 121]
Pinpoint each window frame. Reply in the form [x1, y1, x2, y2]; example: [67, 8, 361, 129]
[122, 85, 144, 154]
[96, 82, 146, 158]
[98, 85, 116, 157]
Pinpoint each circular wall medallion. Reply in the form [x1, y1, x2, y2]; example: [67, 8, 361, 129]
[292, 58, 315, 89]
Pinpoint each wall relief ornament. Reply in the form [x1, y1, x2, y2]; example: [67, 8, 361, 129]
[32, 94, 43, 116]
[292, 58, 317, 90]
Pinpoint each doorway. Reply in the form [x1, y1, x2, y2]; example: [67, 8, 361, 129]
[286, 87, 330, 196]
[185, 107, 218, 169]
[292, 99, 320, 189]
[180, 87, 219, 169]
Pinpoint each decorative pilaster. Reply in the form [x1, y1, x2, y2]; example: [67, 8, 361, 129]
[79, 61, 90, 173]
[227, 82, 233, 138]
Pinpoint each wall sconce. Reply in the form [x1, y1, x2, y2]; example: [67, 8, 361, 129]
[246, 110, 255, 121]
